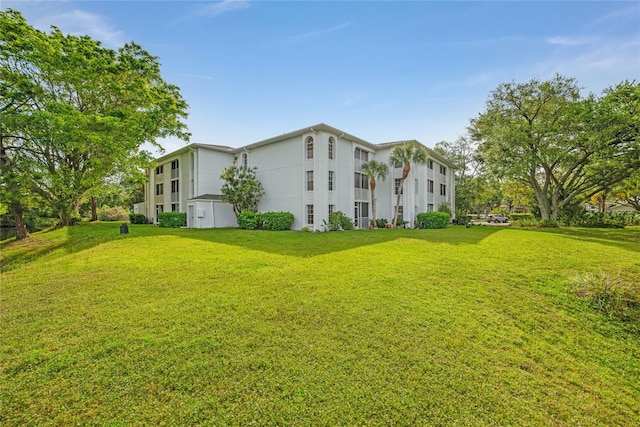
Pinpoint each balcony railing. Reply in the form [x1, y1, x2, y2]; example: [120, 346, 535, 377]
[171, 192, 179, 202]
[171, 168, 179, 179]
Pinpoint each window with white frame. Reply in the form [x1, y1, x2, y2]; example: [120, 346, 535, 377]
[428, 179, 434, 193]
[428, 203, 434, 212]
[306, 204, 314, 225]
[328, 171, 334, 191]
[329, 204, 335, 216]
[306, 171, 314, 191]
[155, 183, 163, 195]
[306, 136, 314, 159]
[354, 172, 369, 189]
[354, 147, 369, 162]
[328, 137, 335, 160]
[394, 178, 403, 195]
[428, 159, 434, 169]
[440, 183, 446, 196]
[155, 165, 164, 175]
[440, 165, 447, 175]
[171, 203, 179, 212]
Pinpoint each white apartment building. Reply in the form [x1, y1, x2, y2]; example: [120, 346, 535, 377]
[139, 123, 455, 231]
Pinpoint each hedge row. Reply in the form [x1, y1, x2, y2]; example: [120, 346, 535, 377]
[237, 211, 294, 231]
[416, 212, 450, 229]
[158, 212, 187, 228]
[129, 213, 147, 224]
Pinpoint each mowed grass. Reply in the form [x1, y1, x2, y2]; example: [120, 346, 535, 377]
[1, 224, 639, 426]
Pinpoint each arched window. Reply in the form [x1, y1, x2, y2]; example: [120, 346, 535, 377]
[242, 152, 248, 169]
[306, 136, 314, 159]
[328, 137, 335, 160]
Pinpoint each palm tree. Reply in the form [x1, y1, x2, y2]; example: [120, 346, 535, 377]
[389, 142, 428, 227]
[360, 160, 389, 228]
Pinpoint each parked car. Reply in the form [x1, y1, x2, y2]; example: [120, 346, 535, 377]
[487, 214, 509, 223]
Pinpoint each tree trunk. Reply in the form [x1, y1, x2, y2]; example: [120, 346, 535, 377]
[370, 179, 377, 227]
[11, 200, 30, 240]
[393, 177, 406, 227]
[91, 196, 98, 221]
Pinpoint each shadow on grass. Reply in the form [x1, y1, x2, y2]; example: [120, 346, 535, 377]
[1, 223, 504, 271]
[531, 226, 640, 254]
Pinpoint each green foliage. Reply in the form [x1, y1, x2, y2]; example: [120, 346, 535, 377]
[561, 211, 640, 228]
[472, 75, 640, 221]
[0, 10, 189, 227]
[416, 212, 451, 229]
[236, 211, 261, 230]
[129, 213, 147, 224]
[157, 212, 186, 228]
[237, 211, 294, 231]
[220, 165, 264, 217]
[326, 211, 354, 231]
[389, 142, 428, 227]
[360, 160, 389, 225]
[571, 270, 639, 319]
[374, 218, 388, 228]
[261, 212, 294, 231]
[508, 213, 535, 222]
[437, 203, 452, 215]
[96, 206, 129, 222]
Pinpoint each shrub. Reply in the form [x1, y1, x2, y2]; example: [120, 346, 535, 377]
[327, 211, 354, 231]
[157, 212, 186, 228]
[508, 213, 534, 222]
[261, 212, 294, 231]
[237, 211, 295, 231]
[437, 203, 452, 215]
[375, 218, 388, 228]
[571, 269, 639, 318]
[237, 211, 261, 230]
[300, 226, 310, 232]
[129, 213, 147, 224]
[416, 212, 450, 229]
[97, 206, 129, 222]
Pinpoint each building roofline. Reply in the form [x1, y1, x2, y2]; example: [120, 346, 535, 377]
[153, 123, 455, 169]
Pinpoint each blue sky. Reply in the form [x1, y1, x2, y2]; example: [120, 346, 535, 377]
[4, 1, 640, 154]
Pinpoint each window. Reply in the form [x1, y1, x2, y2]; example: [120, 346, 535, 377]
[428, 159, 434, 170]
[171, 180, 179, 193]
[428, 179, 434, 193]
[354, 172, 369, 189]
[440, 165, 447, 175]
[328, 137, 335, 160]
[394, 178, 403, 195]
[306, 204, 314, 225]
[328, 171, 334, 191]
[354, 147, 369, 162]
[428, 203, 434, 212]
[329, 204, 335, 216]
[394, 160, 403, 168]
[397, 205, 403, 220]
[306, 136, 314, 159]
[155, 165, 164, 175]
[440, 183, 446, 196]
[155, 204, 164, 216]
[171, 203, 179, 212]
[171, 160, 179, 170]
[306, 171, 314, 191]
[241, 152, 248, 169]
[155, 183, 163, 195]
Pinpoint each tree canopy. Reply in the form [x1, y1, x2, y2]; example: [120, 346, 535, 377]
[389, 142, 427, 227]
[471, 75, 640, 221]
[220, 164, 264, 216]
[0, 9, 190, 232]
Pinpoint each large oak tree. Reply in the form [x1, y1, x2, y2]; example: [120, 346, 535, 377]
[0, 9, 190, 232]
[471, 75, 640, 221]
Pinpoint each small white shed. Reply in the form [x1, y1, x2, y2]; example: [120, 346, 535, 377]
[186, 194, 237, 229]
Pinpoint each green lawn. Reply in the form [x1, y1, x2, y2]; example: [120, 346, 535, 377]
[1, 223, 639, 426]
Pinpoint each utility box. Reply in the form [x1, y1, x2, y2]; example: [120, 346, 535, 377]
[120, 223, 129, 234]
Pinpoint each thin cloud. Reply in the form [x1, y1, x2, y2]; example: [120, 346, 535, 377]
[182, 73, 216, 81]
[198, 1, 250, 17]
[34, 9, 125, 47]
[286, 22, 351, 42]
[546, 36, 597, 46]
